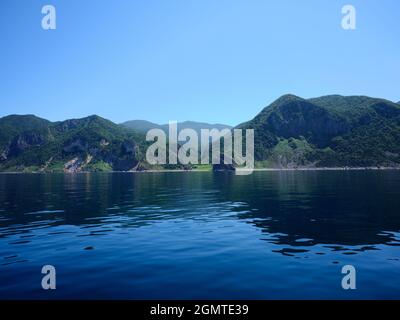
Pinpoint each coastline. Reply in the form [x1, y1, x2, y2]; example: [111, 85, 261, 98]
[252, 167, 400, 171]
[1, 167, 400, 174]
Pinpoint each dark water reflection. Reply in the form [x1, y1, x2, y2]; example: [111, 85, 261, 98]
[1, 171, 400, 299]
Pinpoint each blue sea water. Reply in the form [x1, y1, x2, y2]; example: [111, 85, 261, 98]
[0, 171, 400, 299]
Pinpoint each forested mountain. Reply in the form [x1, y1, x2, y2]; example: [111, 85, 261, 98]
[1, 94, 400, 172]
[0, 115, 146, 172]
[238, 94, 400, 168]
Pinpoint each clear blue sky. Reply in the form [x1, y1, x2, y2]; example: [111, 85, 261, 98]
[0, 0, 399, 125]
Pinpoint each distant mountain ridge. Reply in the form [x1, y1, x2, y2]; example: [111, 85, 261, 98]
[1, 94, 400, 172]
[121, 120, 232, 135]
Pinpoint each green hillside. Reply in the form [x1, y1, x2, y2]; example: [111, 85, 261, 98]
[1, 94, 400, 172]
[0, 115, 51, 150]
[239, 94, 400, 168]
[0, 115, 147, 172]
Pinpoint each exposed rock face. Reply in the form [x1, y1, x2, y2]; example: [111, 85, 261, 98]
[63, 155, 93, 173]
[64, 157, 83, 173]
[100, 139, 109, 146]
[6, 132, 46, 157]
[60, 138, 139, 172]
[0, 148, 9, 161]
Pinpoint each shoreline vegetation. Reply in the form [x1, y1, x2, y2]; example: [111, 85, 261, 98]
[1, 167, 400, 174]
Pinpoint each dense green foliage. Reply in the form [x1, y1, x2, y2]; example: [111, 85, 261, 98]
[0, 115, 51, 150]
[239, 94, 400, 168]
[0, 115, 148, 172]
[1, 94, 400, 171]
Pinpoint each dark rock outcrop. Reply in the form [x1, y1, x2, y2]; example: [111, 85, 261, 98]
[6, 132, 47, 157]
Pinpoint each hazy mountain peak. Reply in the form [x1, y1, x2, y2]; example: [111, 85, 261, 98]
[120, 120, 161, 133]
[271, 94, 304, 105]
[121, 120, 231, 133]
[0, 114, 50, 123]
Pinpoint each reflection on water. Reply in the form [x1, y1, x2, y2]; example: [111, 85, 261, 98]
[0, 171, 400, 299]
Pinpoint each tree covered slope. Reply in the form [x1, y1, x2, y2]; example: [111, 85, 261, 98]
[238, 94, 400, 168]
[1, 94, 400, 172]
[0, 115, 147, 172]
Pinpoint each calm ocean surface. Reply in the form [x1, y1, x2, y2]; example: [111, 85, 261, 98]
[0, 171, 400, 299]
